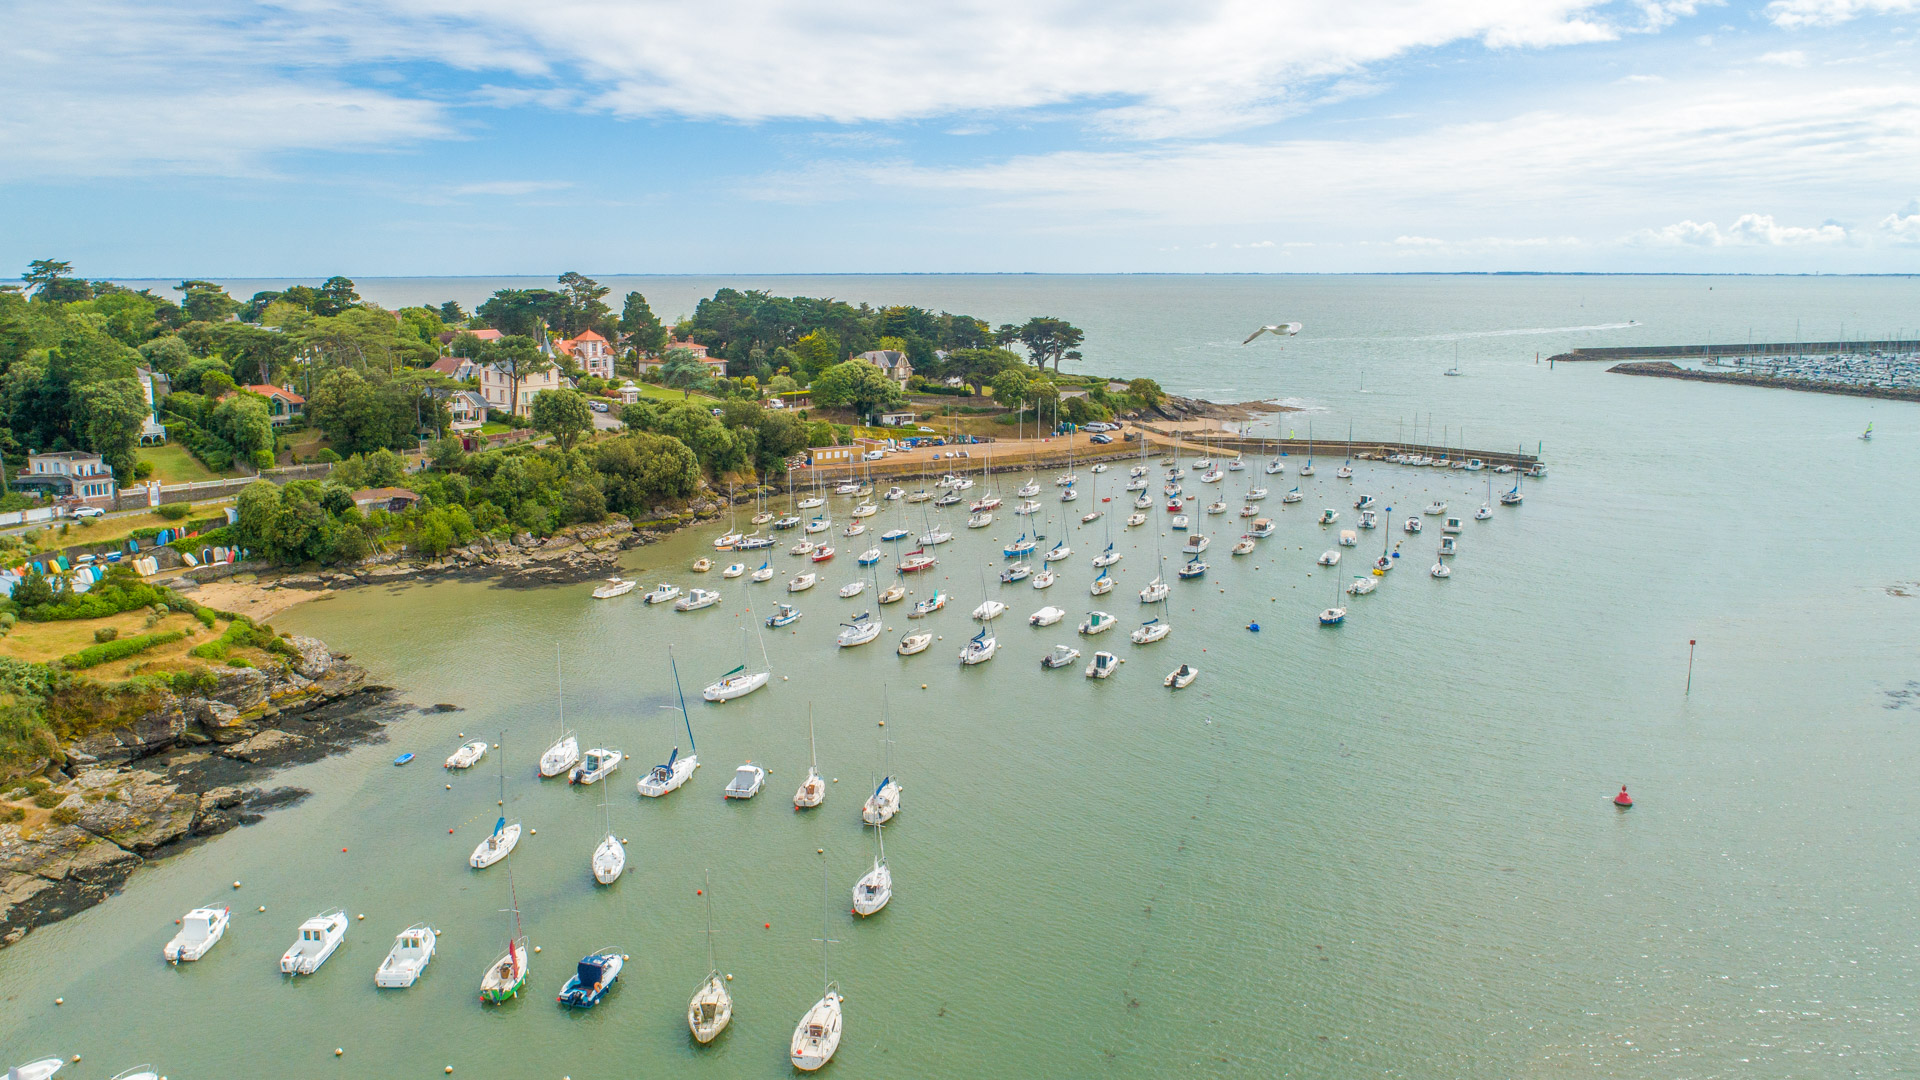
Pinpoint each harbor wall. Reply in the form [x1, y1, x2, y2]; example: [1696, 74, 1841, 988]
[1548, 340, 1920, 363]
[1608, 361, 1920, 403]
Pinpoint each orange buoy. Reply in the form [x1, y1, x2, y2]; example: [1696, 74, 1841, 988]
[1614, 785, 1633, 808]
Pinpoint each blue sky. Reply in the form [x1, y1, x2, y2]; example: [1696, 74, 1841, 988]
[3, 0, 1917, 276]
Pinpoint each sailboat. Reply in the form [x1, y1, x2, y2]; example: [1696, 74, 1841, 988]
[704, 627, 771, 702]
[852, 824, 892, 916]
[478, 836, 529, 1003]
[789, 861, 844, 1072]
[638, 649, 701, 797]
[470, 732, 520, 869]
[538, 651, 580, 778]
[795, 709, 825, 809]
[688, 869, 733, 1044]
[591, 760, 625, 884]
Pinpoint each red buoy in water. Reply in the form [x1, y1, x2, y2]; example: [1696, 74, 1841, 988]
[1613, 785, 1633, 808]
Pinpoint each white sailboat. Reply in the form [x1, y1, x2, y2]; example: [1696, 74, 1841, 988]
[689, 870, 734, 1044]
[538, 651, 579, 778]
[790, 862, 844, 1072]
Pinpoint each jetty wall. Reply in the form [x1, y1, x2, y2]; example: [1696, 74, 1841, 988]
[1608, 361, 1920, 403]
[1549, 340, 1920, 364]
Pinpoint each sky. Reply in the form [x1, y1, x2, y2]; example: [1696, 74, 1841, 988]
[2, 0, 1917, 277]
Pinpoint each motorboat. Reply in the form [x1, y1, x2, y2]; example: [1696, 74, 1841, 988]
[1030, 605, 1066, 626]
[1170, 514, 1189, 531]
[959, 628, 998, 664]
[470, 819, 522, 868]
[164, 904, 231, 963]
[557, 950, 623, 1008]
[1339, 529, 1357, 547]
[774, 514, 802, 529]
[791, 987, 845, 1072]
[972, 599, 1007, 621]
[1347, 576, 1378, 595]
[788, 573, 817, 592]
[898, 631, 932, 655]
[1183, 534, 1210, 555]
[643, 583, 682, 605]
[1044, 541, 1072, 562]
[897, 549, 937, 573]
[592, 576, 636, 599]
[1250, 518, 1275, 537]
[1131, 618, 1171, 644]
[1439, 535, 1458, 557]
[1318, 550, 1340, 566]
[1281, 489, 1303, 504]
[1431, 561, 1451, 578]
[810, 546, 836, 563]
[880, 527, 911, 541]
[1140, 577, 1169, 603]
[1090, 570, 1114, 595]
[752, 562, 776, 582]
[1425, 501, 1447, 516]
[1043, 643, 1081, 669]
[1319, 509, 1339, 525]
[1014, 499, 1041, 516]
[839, 580, 866, 598]
[638, 747, 697, 797]
[445, 740, 488, 769]
[1001, 561, 1032, 583]
[279, 909, 348, 975]
[570, 748, 623, 785]
[1231, 536, 1256, 555]
[724, 763, 767, 799]
[858, 547, 883, 565]
[704, 667, 769, 702]
[1079, 610, 1116, 635]
[722, 562, 746, 578]
[1085, 650, 1119, 678]
[851, 833, 892, 917]
[1443, 516, 1463, 534]
[767, 603, 803, 627]
[1164, 664, 1198, 689]
[374, 924, 437, 988]
[1176, 558, 1208, 579]
[911, 591, 948, 617]
[864, 775, 902, 824]
[1004, 533, 1037, 557]
[675, 588, 722, 611]
[1126, 512, 1147, 527]
[837, 614, 882, 647]
[1404, 517, 1423, 534]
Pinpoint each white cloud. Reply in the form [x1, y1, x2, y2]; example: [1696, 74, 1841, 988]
[1634, 213, 1850, 245]
[1766, 0, 1920, 29]
[1759, 50, 1810, 66]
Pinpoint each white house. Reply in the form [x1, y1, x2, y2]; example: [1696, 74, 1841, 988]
[480, 362, 570, 417]
[857, 350, 913, 388]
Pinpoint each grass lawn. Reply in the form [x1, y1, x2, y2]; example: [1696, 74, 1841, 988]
[138, 444, 234, 485]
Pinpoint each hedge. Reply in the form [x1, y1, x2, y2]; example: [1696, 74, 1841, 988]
[60, 630, 189, 670]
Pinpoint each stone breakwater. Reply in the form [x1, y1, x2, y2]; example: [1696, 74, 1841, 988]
[0, 637, 413, 949]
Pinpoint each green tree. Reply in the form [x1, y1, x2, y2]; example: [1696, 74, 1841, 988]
[619, 292, 668, 356]
[531, 387, 594, 452]
[809, 360, 904, 421]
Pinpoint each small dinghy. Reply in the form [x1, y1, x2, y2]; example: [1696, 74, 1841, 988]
[164, 904, 231, 963]
[721, 562, 746, 578]
[959, 628, 998, 664]
[1131, 617, 1171, 644]
[570, 748, 623, 785]
[374, 924, 437, 988]
[643, 583, 682, 605]
[1000, 561, 1032, 583]
[280, 909, 348, 975]
[1079, 610, 1116, 635]
[676, 588, 722, 611]
[1030, 605, 1066, 626]
[1032, 569, 1056, 589]
[898, 631, 932, 655]
[911, 590, 948, 617]
[1085, 650, 1119, 678]
[445, 740, 488, 769]
[724, 763, 766, 799]
[972, 599, 1007, 621]
[592, 576, 636, 599]
[558, 950, 623, 1008]
[767, 603, 802, 627]
[788, 573, 817, 592]
[1043, 643, 1081, 669]
[638, 747, 698, 798]
[878, 584, 906, 604]
[470, 818, 522, 868]
[1164, 664, 1198, 689]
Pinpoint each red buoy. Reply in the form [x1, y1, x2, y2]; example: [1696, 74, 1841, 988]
[1613, 785, 1633, 808]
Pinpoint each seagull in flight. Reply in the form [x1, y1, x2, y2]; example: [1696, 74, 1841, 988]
[1243, 323, 1303, 344]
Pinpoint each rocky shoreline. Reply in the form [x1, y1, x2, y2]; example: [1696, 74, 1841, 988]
[0, 636, 418, 949]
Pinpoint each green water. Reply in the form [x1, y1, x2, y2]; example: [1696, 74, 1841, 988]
[8, 276, 1920, 1078]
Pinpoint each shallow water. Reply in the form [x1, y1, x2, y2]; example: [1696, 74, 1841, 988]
[7, 275, 1920, 1078]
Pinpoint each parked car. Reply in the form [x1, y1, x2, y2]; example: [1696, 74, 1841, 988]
[73, 506, 105, 519]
